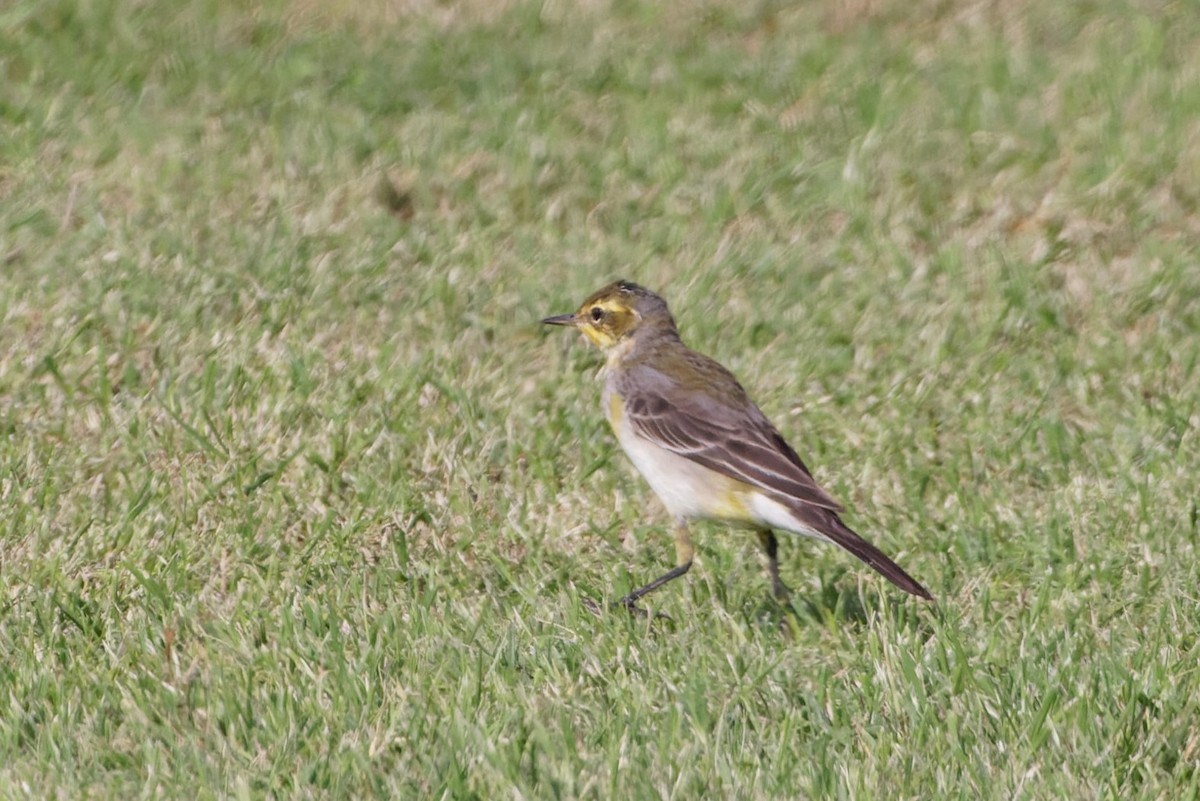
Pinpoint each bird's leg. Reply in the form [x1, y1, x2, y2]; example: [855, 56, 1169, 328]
[616, 520, 693, 615]
[758, 529, 803, 637]
[757, 530, 792, 603]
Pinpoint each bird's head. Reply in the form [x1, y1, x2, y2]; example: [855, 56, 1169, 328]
[541, 280, 676, 351]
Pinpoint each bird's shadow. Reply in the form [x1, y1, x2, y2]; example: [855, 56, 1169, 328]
[745, 575, 937, 637]
[795, 581, 874, 626]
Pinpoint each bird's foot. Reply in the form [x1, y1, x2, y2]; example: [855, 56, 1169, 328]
[614, 595, 672, 622]
[580, 595, 672, 622]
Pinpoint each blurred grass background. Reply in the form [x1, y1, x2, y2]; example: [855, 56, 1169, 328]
[1, 0, 1199, 797]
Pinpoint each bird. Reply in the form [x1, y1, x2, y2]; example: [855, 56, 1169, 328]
[541, 279, 932, 613]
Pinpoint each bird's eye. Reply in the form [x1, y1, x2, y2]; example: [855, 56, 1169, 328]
[590, 307, 604, 322]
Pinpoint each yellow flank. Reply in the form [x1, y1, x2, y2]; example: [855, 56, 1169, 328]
[707, 478, 753, 522]
[607, 392, 624, 429]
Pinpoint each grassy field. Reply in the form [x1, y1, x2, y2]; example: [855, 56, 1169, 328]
[2, 0, 1199, 797]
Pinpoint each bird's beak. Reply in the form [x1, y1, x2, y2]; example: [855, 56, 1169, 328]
[541, 313, 578, 327]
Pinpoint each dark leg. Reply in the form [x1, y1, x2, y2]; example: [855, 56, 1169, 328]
[616, 520, 694, 613]
[758, 530, 803, 637]
[757, 530, 792, 603]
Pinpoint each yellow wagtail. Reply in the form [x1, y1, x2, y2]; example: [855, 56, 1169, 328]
[543, 280, 932, 612]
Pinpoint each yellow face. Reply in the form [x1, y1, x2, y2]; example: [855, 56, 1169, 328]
[541, 282, 643, 351]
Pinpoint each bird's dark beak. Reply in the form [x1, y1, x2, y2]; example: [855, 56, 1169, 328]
[541, 313, 578, 327]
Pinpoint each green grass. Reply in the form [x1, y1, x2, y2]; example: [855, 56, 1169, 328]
[2, 0, 1199, 797]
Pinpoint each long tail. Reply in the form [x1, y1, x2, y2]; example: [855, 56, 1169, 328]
[794, 505, 933, 600]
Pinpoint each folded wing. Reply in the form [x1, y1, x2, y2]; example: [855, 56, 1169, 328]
[618, 359, 933, 601]
[619, 361, 843, 513]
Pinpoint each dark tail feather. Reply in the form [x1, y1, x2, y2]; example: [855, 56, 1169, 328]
[796, 506, 933, 600]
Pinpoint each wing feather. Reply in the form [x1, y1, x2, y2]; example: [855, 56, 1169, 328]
[619, 361, 843, 513]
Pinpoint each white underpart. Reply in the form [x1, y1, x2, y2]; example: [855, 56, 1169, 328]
[605, 382, 832, 543]
[746, 493, 832, 543]
[609, 401, 716, 519]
